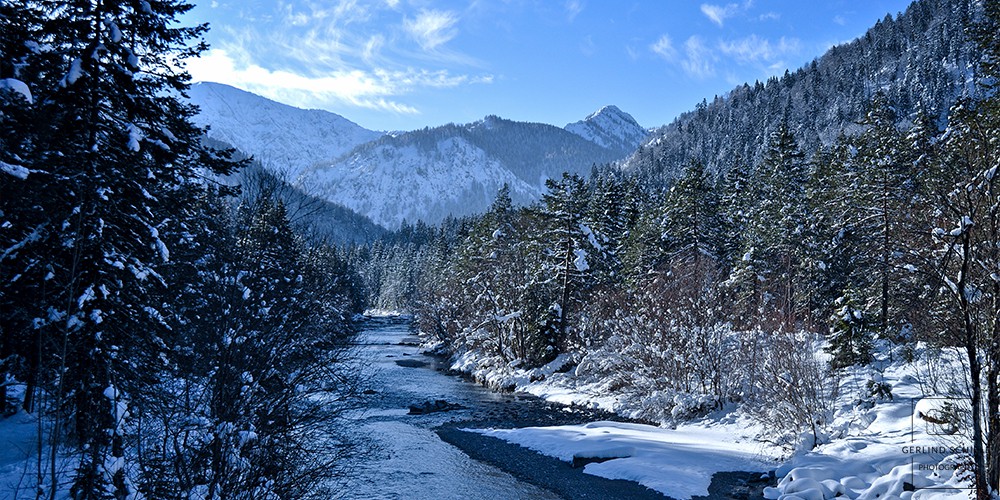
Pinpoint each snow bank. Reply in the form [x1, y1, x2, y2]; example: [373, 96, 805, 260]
[0, 78, 32, 103]
[440, 335, 979, 500]
[473, 419, 777, 499]
[764, 346, 977, 499]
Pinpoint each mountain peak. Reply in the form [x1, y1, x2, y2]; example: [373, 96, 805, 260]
[585, 104, 627, 121]
[565, 105, 648, 155]
[188, 82, 383, 182]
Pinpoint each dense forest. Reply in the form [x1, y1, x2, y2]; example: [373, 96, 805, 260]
[0, 0, 364, 497]
[4, 0, 1000, 497]
[626, 0, 980, 186]
[357, 1, 1000, 496]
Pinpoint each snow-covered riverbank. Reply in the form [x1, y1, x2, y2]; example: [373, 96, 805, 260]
[443, 339, 980, 499]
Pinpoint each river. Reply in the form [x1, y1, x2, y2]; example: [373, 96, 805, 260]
[334, 316, 675, 500]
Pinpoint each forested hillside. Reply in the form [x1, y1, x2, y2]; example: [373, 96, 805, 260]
[625, 0, 979, 185]
[356, 0, 1000, 496]
[0, 1, 365, 497]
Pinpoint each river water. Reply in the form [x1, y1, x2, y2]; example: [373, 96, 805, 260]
[335, 316, 563, 499]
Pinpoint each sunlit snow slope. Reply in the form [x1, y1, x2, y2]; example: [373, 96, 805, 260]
[190, 83, 643, 229]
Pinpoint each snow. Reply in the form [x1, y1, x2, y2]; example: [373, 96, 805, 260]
[444, 332, 980, 500]
[0, 78, 32, 104]
[304, 135, 540, 229]
[573, 248, 589, 272]
[188, 82, 383, 183]
[474, 419, 777, 499]
[0, 160, 31, 180]
[190, 83, 640, 229]
[127, 123, 142, 152]
[63, 58, 84, 87]
[564, 105, 648, 154]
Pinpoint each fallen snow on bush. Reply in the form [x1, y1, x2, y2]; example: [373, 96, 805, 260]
[445, 340, 980, 499]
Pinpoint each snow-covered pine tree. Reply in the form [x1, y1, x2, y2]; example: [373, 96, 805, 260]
[0, 0, 238, 496]
[659, 159, 725, 330]
[538, 173, 592, 355]
[0, 1, 51, 416]
[927, 3, 1000, 493]
[737, 122, 811, 330]
[825, 289, 874, 369]
[848, 91, 912, 339]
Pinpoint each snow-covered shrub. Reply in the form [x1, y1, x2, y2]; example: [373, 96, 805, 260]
[746, 331, 839, 453]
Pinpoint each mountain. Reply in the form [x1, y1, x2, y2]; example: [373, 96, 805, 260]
[564, 105, 649, 157]
[189, 84, 643, 230]
[621, 0, 978, 185]
[188, 82, 383, 183]
[302, 115, 629, 229]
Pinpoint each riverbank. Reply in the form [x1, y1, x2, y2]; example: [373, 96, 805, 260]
[343, 316, 774, 499]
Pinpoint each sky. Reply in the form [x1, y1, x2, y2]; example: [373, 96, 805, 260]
[183, 0, 917, 132]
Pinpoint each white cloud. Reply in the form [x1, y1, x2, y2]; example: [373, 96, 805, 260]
[565, 0, 584, 22]
[404, 9, 460, 51]
[363, 34, 385, 63]
[700, 1, 755, 27]
[833, 15, 847, 26]
[650, 34, 678, 61]
[187, 48, 489, 115]
[700, 3, 740, 27]
[681, 36, 716, 78]
[651, 34, 717, 78]
[718, 35, 800, 65]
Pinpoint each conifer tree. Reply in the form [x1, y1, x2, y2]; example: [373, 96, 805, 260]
[538, 173, 592, 355]
[0, 0, 237, 496]
[849, 91, 911, 338]
[738, 122, 811, 330]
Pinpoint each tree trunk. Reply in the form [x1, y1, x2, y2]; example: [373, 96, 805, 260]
[959, 233, 990, 499]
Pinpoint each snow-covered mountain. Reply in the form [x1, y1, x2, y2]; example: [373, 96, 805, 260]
[189, 83, 642, 230]
[306, 134, 539, 230]
[188, 82, 383, 183]
[564, 105, 649, 157]
[302, 115, 630, 229]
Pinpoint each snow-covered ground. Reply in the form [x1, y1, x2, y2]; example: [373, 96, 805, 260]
[473, 418, 775, 499]
[447, 342, 979, 499]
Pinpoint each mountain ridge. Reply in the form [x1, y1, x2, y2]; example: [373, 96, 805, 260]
[620, 0, 978, 185]
[189, 85, 645, 229]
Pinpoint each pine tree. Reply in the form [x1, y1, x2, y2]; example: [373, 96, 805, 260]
[825, 289, 874, 369]
[0, 0, 238, 496]
[738, 122, 811, 330]
[848, 91, 911, 338]
[538, 173, 592, 355]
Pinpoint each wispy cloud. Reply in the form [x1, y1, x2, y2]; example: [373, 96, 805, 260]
[718, 35, 800, 65]
[681, 36, 716, 78]
[700, 0, 754, 27]
[187, 1, 493, 117]
[565, 0, 584, 22]
[650, 34, 678, 61]
[833, 15, 847, 26]
[404, 9, 459, 51]
[188, 48, 489, 114]
[650, 34, 717, 79]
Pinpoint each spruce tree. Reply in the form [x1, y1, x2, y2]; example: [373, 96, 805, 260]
[0, 0, 237, 496]
[538, 173, 591, 355]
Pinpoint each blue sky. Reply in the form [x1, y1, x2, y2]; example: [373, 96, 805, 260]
[184, 0, 915, 132]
